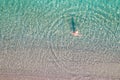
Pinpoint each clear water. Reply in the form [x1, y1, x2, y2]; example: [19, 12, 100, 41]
[0, 0, 120, 79]
[0, 0, 120, 50]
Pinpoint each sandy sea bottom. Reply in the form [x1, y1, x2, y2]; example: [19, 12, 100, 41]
[0, 47, 120, 80]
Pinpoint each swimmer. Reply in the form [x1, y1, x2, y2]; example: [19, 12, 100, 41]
[71, 30, 81, 37]
[70, 17, 82, 37]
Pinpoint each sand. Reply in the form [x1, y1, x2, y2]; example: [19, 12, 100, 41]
[0, 47, 120, 80]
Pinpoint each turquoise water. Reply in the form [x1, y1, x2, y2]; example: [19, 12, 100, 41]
[0, 0, 120, 79]
[0, 0, 120, 52]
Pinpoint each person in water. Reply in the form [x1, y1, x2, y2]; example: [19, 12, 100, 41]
[71, 17, 81, 37]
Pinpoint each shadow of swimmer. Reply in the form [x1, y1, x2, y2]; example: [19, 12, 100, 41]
[70, 17, 82, 37]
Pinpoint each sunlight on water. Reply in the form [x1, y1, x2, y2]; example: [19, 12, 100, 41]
[0, 0, 119, 49]
[0, 0, 120, 79]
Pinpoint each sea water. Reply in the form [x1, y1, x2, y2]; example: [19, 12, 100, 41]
[0, 0, 120, 79]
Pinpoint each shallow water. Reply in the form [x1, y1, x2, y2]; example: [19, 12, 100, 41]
[0, 0, 120, 49]
[0, 0, 120, 79]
